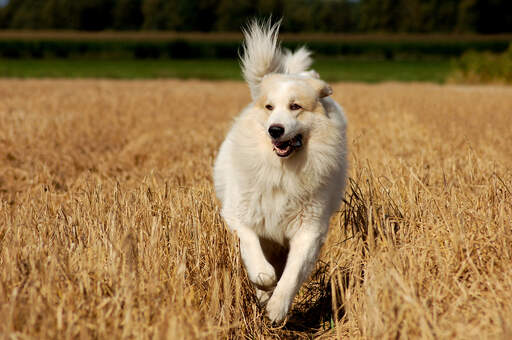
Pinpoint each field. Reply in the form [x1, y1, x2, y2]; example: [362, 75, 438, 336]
[0, 58, 452, 83]
[2, 30, 512, 42]
[0, 79, 511, 339]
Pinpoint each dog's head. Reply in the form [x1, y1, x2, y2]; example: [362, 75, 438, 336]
[256, 73, 333, 158]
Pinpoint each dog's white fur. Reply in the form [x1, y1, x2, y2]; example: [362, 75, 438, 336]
[214, 19, 348, 323]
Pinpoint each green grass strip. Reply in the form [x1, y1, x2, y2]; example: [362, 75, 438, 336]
[0, 58, 454, 83]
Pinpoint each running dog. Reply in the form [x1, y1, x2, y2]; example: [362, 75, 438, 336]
[213, 19, 348, 323]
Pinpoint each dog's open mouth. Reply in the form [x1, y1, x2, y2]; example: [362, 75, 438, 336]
[272, 134, 303, 157]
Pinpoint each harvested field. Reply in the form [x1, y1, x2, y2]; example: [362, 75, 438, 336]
[2, 30, 512, 42]
[0, 79, 511, 339]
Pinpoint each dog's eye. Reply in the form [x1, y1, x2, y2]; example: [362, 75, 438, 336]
[289, 103, 302, 110]
[265, 104, 274, 111]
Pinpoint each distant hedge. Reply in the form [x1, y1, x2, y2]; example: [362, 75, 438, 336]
[0, 38, 510, 59]
[449, 43, 512, 83]
[0, 40, 238, 59]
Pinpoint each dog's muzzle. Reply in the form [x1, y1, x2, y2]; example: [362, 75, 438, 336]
[272, 134, 303, 157]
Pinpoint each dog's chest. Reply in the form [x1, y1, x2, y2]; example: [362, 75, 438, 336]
[241, 182, 304, 243]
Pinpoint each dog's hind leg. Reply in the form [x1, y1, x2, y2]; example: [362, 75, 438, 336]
[253, 237, 288, 306]
[265, 226, 325, 323]
[259, 237, 288, 280]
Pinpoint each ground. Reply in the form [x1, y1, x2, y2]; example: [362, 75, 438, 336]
[0, 79, 511, 339]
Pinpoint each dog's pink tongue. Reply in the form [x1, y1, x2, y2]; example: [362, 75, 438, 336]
[275, 144, 291, 156]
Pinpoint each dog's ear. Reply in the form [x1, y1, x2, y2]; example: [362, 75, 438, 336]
[307, 78, 333, 98]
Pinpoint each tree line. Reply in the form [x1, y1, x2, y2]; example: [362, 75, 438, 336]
[0, 0, 510, 33]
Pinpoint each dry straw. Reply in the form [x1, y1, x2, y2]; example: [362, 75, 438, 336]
[0, 79, 511, 339]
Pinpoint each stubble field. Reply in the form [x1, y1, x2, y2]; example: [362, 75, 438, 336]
[0, 79, 511, 339]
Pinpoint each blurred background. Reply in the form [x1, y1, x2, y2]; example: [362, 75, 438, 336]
[0, 0, 511, 83]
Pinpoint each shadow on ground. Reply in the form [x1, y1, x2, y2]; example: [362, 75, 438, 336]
[284, 262, 348, 335]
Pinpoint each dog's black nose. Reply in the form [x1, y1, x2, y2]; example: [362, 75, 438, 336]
[268, 125, 284, 139]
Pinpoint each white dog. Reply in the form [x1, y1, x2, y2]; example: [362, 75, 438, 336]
[213, 19, 348, 323]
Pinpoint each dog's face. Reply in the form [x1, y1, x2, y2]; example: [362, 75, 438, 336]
[256, 73, 332, 158]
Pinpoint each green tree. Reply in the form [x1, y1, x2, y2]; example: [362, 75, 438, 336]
[455, 0, 478, 32]
[0, 0, 23, 28]
[74, 0, 115, 30]
[358, 0, 402, 32]
[142, 0, 179, 30]
[142, 0, 218, 31]
[310, 0, 356, 32]
[8, 0, 46, 28]
[114, 0, 143, 30]
[215, 0, 257, 31]
[0, 0, 511, 33]
[176, 0, 218, 31]
[282, 0, 313, 32]
[40, 0, 79, 29]
[257, 0, 284, 19]
[474, 0, 512, 33]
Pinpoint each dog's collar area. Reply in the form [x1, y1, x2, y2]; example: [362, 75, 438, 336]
[272, 134, 303, 157]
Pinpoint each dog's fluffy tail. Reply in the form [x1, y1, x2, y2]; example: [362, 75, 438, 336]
[240, 19, 283, 99]
[240, 19, 312, 99]
[282, 46, 312, 74]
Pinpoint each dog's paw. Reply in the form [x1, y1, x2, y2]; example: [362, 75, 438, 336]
[265, 290, 292, 324]
[249, 263, 277, 290]
[255, 288, 272, 306]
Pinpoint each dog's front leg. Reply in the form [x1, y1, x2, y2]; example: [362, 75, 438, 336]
[265, 227, 324, 323]
[236, 227, 277, 293]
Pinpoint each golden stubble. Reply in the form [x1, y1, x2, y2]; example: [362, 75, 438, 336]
[0, 79, 511, 339]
